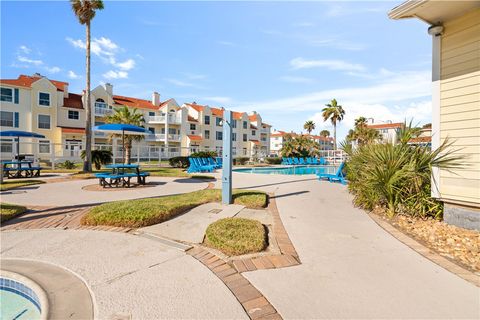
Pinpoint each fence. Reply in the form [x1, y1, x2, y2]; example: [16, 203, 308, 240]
[0, 140, 346, 169]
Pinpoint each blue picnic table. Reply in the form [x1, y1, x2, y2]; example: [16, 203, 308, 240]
[2, 160, 42, 178]
[95, 164, 150, 188]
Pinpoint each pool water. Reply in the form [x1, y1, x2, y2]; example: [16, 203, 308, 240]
[0, 278, 41, 320]
[234, 165, 338, 175]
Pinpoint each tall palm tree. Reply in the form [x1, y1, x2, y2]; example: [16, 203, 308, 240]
[71, 0, 104, 172]
[322, 99, 345, 150]
[303, 120, 316, 135]
[319, 129, 330, 137]
[104, 106, 145, 164]
[354, 116, 367, 128]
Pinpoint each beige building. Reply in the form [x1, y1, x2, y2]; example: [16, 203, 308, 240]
[366, 119, 403, 145]
[389, 1, 480, 230]
[182, 103, 271, 157]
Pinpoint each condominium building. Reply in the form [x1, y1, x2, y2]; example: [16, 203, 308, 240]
[182, 103, 271, 157]
[366, 119, 403, 145]
[270, 130, 334, 155]
[1, 73, 270, 160]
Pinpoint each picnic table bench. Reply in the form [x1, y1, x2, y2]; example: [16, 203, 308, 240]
[95, 164, 150, 188]
[2, 161, 43, 178]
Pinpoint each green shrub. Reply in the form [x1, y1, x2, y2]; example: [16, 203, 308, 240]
[345, 124, 462, 219]
[81, 149, 113, 170]
[265, 157, 282, 164]
[168, 156, 189, 168]
[205, 218, 266, 256]
[59, 160, 76, 169]
[233, 157, 250, 165]
[190, 151, 218, 158]
[1, 203, 27, 222]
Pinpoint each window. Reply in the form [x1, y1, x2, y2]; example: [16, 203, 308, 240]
[68, 110, 79, 120]
[216, 131, 223, 140]
[148, 127, 155, 134]
[216, 117, 222, 126]
[1, 87, 13, 102]
[39, 140, 50, 154]
[232, 120, 237, 128]
[243, 134, 247, 142]
[0, 139, 12, 153]
[149, 112, 155, 117]
[243, 121, 247, 129]
[161, 128, 165, 134]
[232, 133, 237, 141]
[38, 92, 50, 106]
[204, 130, 210, 139]
[204, 115, 210, 125]
[252, 130, 256, 136]
[38, 114, 51, 129]
[168, 128, 176, 134]
[1, 111, 16, 127]
[190, 123, 196, 130]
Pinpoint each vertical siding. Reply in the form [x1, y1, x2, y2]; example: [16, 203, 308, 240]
[439, 8, 480, 205]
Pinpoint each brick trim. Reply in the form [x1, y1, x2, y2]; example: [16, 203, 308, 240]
[187, 247, 282, 320]
[369, 213, 480, 287]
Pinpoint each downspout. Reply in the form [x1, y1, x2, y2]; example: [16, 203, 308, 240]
[428, 24, 444, 198]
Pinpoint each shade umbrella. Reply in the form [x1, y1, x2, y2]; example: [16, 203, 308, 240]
[92, 124, 152, 164]
[0, 130, 46, 158]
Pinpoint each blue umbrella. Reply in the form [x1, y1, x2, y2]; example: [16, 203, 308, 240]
[0, 130, 46, 157]
[93, 124, 152, 163]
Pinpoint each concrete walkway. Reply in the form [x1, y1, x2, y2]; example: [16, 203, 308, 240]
[218, 171, 480, 319]
[0, 176, 208, 206]
[0, 229, 248, 319]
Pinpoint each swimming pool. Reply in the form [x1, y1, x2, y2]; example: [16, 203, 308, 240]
[0, 273, 45, 320]
[234, 165, 338, 175]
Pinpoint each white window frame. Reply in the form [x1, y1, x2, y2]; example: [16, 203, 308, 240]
[68, 110, 79, 120]
[38, 92, 50, 107]
[0, 138, 13, 153]
[0, 111, 14, 127]
[0, 87, 13, 102]
[39, 140, 50, 154]
[38, 114, 51, 129]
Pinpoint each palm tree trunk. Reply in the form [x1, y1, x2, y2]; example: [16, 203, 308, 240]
[125, 145, 131, 164]
[333, 122, 337, 150]
[83, 20, 92, 172]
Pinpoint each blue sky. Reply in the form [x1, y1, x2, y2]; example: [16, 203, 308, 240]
[1, 1, 432, 139]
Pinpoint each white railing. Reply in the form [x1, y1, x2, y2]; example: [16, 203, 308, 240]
[146, 115, 166, 123]
[94, 107, 113, 116]
[94, 131, 106, 137]
[167, 114, 181, 124]
[145, 134, 166, 141]
[167, 134, 181, 141]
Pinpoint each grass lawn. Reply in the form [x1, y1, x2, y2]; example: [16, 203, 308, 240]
[82, 189, 268, 228]
[205, 218, 266, 255]
[0, 180, 45, 191]
[0, 203, 27, 222]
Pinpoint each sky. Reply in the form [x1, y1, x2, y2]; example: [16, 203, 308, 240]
[1, 0, 433, 140]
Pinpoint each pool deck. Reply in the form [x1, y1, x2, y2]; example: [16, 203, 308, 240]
[1, 170, 479, 319]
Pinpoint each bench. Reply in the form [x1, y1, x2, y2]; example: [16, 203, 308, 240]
[3, 166, 43, 178]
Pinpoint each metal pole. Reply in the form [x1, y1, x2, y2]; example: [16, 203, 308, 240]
[222, 110, 233, 204]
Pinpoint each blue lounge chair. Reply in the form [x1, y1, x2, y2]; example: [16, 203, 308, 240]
[215, 157, 223, 168]
[312, 157, 319, 165]
[293, 158, 300, 165]
[319, 157, 327, 165]
[287, 158, 294, 165]
[281, 157, 288, 165]
[187, 158, 214, 173]
[306, 158, 313, 165]
[207, 157, 222, 169]
[317, 162, 346, 184]
[299, 158, 306, 165]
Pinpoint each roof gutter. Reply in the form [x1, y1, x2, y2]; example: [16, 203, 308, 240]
[388, 0, 429, 20]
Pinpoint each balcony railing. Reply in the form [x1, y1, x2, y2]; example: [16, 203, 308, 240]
[167, 134, 181, 141]
[95, 107, 113, 116]
[146, 115, 166, 123]
[94, 131, 106, 137]
[167, 114, 181, 124]
[145, 134, 166, 141]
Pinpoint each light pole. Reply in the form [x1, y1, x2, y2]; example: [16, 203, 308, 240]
[222, 110, 233, 204]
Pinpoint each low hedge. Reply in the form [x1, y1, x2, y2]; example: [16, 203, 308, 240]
[205, 218, 267, 256]
[233, 157, 250, 165]
[265, 157, 282, 164]
[190, 151, 218, 158]
[169, 156, 189, 168]
[0, 203, 27, 222]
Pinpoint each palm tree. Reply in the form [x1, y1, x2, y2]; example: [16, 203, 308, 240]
[354, 116, 367, 128]
[322, 99, 345, 150]
[71, 0, 104, 172]
[319, 129, 330, 137]
[303, 120, 316, 135]
[104, 106, 145, 164]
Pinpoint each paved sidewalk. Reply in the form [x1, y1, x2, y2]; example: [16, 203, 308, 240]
[218, 172, 480, 319]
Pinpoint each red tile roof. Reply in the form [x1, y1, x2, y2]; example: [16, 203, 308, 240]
[188, 115, 198, 122]
[185, 103, 246, 120]
[187, 135, 202, 141]
[249, 114, 259, 122]
[409, 136, 431, 143]
[250, 124, 258, 129]
[113, 95, 162, 110]
[0, 74, 68, 91]
[186, 103, 206, 112]
[63, 93, 83, 109]
[367, 122, 403, 129]
[60, 127, 85, 134]
[250, 139, 261, 145]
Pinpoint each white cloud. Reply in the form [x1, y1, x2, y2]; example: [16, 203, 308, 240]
[19, 45, 31, 54]
[17, 56, 43, 66]
[116, 59, 135, 71]
[290, 57, 366, 72]
[204, 96, 233, 104]
[45, 66, 61, 73]
[103, 70, 128, 80]
[66, 37, 85, 49]
[68, 70, 80, 79]
[279, 76, 314, 84]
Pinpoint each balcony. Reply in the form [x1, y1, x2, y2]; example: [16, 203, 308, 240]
[146, 115, 166, 123]
[167, 134, 181, 141]
[167, 114, 182, 124]
[94, 131, 107, 137]
[94, 106, 113, 116]
[145, 134, 166, 141]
